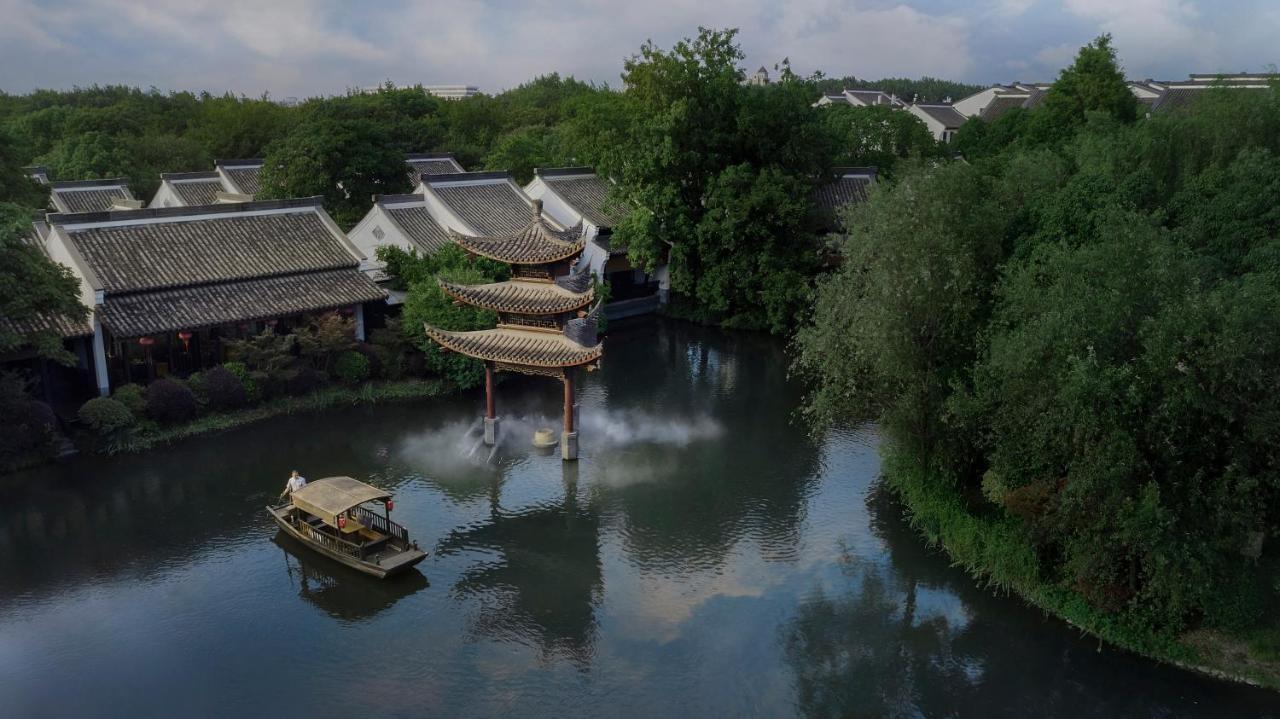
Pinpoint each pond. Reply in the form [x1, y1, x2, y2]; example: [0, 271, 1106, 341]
[1, 318, 1277, 718]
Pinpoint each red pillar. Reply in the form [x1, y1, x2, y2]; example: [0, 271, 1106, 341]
[484, 362, 496, 419]
[563, 369, 575, 433]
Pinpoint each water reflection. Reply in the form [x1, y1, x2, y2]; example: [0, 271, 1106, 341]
[782, 482, 1280, 719]
[273, 532, 428, 623]
[437, 474, 602, 667]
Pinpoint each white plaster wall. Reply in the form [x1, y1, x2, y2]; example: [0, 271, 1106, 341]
[953, 88, 997, 118]
[149, 182, 184, 208]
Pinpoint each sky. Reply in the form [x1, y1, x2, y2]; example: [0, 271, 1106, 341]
[1, 0, 1276, 99]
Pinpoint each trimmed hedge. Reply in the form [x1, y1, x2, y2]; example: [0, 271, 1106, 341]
[145, 378, 198, 424]
[202, 366, 248, 410]
[78, 397, 134, 434]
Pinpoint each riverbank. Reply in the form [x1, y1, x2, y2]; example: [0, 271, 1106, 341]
[882, 448, 1280, 691]
[103, 378, 455, 455]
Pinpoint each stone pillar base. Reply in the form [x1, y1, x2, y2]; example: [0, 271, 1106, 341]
[561, 431, 579, 461]
[484, 416, 500, 446]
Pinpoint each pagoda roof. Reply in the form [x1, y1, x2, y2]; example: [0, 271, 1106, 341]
[424, 325, 602, 368]
[448, 210, 585, 265]
[439, 278, 594, 315]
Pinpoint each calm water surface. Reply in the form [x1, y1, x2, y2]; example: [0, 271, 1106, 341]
[2, 319, 1277, 718]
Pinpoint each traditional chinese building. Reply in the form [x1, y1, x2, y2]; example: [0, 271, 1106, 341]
[423, 199, 602, 460]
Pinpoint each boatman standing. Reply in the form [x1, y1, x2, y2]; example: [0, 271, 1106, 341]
[279, 470, 307, 502]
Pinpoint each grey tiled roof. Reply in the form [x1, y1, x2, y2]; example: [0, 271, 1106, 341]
[813, 169, 875, 215]
[913, 104, 967, 129]
[846, 90, 900, 106]
[405, 153, 464, 184]
[171, 178, 224, 206]
[1149, 84, 1273, 113]
[429, 178, 538, 235]
[50, 181, 134, 213]
[979, 94, 1028, 121]
[63, 209, 358, 293]
[99, 268, 385, 338]
[540, 170, 626, 228]
[384, 202, 452, 253]
[222, 166, 262, 195]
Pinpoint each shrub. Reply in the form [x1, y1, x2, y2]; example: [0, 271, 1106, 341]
[221, 361, 260, 403]
[334, 350, 370, 386]
[145, 378, 198, 424]
[185, 372, 207, 403]
[112, 383, 148, 418]
[78, 397, 134, 434]
[356, 343, 383, 379]
[280, 366, 324, 396]
[202, 366, 248, 410]
[1, 399, 57, 459]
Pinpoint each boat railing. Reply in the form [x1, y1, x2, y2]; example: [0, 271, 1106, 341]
[352, 506, 410, 545]
[299, 521, 363, 559]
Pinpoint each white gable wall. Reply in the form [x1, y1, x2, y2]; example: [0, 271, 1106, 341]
[150, 182, 186, 209]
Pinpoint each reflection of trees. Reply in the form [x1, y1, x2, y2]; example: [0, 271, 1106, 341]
[594, 321, 822, 573]
[435, 477, 602, 667]
[784, 556, 976, 719]
[273, 531, 427, 623]
[783, 482, 1280, 718]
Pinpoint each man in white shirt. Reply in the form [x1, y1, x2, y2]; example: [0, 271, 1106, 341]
[280, 470, 307, 501]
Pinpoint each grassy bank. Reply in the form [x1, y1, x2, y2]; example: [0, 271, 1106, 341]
[113, 379, 454, 454]
[881, 448, 1280, 690]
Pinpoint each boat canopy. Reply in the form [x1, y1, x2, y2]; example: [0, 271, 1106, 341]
[291, 476, 391, 527]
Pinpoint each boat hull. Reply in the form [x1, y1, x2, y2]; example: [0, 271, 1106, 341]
[267, 506, 427, 579]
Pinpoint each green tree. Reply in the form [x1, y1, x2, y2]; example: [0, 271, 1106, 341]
[258, 105, 405, 228]
[0, 130, 49, 206]
[0, 203, 88, 363]
[1030, 34, 1138, 141]
[586, 28, 830, 332]
[820, 103, 939, 173]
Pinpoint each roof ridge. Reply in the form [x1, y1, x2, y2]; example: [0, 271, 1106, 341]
[374, 193, 427, 205]
[49, 196, 325, 225]
[405, 152, 458, 160]
[162, 170, 221, 181]
[535, 166, 596, 179]
[51, 178, 130, 189]
[424, 170, 513, 185]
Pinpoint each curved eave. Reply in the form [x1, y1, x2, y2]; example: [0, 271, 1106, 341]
[424, 325, 602, 368]
[438, 279, 594, 315]
[446, 223, 586, 265]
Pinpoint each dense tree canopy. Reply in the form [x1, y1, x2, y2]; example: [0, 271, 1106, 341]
[797, 37, 1280, 650]
[0, 203, 89, 363]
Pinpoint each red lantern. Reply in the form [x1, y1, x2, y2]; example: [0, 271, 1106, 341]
[138, 336, 156, 347]
[384, 500, 394, 512]
[337, 515, 347, 529]
[177, 330, 193, 351]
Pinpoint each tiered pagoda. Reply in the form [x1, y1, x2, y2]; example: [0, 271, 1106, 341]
[424, 200, 602, 460]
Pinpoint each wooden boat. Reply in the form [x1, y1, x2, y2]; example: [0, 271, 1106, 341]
[266, 476, 427, 579]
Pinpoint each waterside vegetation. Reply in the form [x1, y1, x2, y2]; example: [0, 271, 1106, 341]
[795, 36, 1280, 685]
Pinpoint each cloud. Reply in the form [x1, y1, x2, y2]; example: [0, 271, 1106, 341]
[0, 1, 1276, 97]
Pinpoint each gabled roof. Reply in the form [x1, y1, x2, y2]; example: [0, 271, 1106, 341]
[161, 171, 225, 206]
[439, 278, 594, 315]
[979, 94, 1030, 121]
[23, 166, 50, 185]
[845, 89, 903, 107]
[46, 197, 385, 338]
[813, 167, 876, 214]
[375, 194, 452, 253]
[422, 172, 546, 236]
[53, 199, 358, 294]
[49, 179, 135, 214]
[911, 103, 967, 129]
[215, 159, 264, 195]
[405, 153, 465, 184]
[535, 167, 627, 229]
[1148, 80, 1276, 113]
[448, 203, 584, 265]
